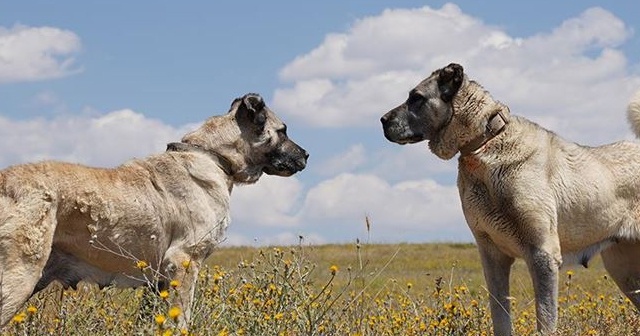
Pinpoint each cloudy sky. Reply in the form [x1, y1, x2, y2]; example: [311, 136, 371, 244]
[1, 1, 640, 246]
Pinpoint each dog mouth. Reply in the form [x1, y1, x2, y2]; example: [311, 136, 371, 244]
[263, 160, 306, 176]
[264, 151, 308, 176]
[393, 134, 425, 145]
[382, 126, 426, 145]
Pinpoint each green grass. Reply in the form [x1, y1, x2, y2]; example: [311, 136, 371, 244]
[3, 242, 639, 335]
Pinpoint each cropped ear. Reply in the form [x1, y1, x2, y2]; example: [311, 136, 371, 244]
[239, 93, 267, 126]
[437, 63, 464, 103]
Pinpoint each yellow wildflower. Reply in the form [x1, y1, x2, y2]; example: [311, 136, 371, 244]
[159, 290, 169, 299]
[136, 260, 148, 270]
[168, 306, 182, 320]
[329, 265, 338, 275]
[26, 306, 37, 314]
[12, 312, 26, 324]
[444, 303, 454, 312]
[155, 314, 166, 326]
[566, 270, 574, 281]
[170, 280, 181, 288]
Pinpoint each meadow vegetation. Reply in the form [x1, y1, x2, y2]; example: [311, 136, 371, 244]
[3, 238, 639, 335]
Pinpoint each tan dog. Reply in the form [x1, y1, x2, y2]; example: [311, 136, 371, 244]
[0, 93, 308, 327]
[381, 63, 640, 335]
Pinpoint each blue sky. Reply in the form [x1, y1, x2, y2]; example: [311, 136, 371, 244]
[1, 1, 640, 246]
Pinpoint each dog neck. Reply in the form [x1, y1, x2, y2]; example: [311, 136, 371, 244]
[165, 142, 235, 176]
[458, 109, 509, 156]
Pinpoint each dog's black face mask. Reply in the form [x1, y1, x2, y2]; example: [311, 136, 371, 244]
[235, 94, 308, 178]
[262, 132, 308, 177]
[381, 63, 463, 145]
[180, 93, 308, 184]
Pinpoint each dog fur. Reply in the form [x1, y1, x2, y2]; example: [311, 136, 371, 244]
[381, 63, 640, 335]
[0, 93, 308, 327]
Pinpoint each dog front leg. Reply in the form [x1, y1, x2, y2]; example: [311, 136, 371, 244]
[476, 235, 515, 336]
[161, 246, 201, 330]
[524, 245, 561, 334]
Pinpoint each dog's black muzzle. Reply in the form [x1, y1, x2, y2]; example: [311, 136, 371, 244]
[380, 106, 426, 144]
[263, 141, 308, 176]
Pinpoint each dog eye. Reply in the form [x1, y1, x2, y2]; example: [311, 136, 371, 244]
[407, 92, 425, 106]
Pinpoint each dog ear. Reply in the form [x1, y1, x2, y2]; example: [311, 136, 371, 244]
[438, 63, 464, 103]
[240, 93, 267, 126]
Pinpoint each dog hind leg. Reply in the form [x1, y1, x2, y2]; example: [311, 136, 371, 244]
[601, 240, 640, 309]
[0, 258, 50, 325]
[0, 199, 57, 326]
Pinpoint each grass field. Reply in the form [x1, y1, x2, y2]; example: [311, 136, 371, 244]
[3, 241, 639, 335]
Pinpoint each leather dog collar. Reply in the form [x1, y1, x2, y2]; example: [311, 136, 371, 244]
[166, 142, 235, 176]
[459, 109, 509, 156]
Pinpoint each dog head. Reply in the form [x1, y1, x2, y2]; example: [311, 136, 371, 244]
[181, 93, 308, 183]
[381, 63, 465, 158]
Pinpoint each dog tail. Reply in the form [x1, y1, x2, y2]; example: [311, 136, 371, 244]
[627, 89, 640, 138]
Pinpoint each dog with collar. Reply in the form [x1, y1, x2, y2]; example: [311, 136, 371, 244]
[381, 63, 640, 335]
[0, 93, 308, 327]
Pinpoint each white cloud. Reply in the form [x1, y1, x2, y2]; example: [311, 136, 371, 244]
[314, 143, 367, 175]
[273, 5, 640, 146]
[278, 4, 484, 81]
[0, 25, 82, 83]
[230, 175, 304, 227]
[226, 169, 470, 245]
[301, 174, 462, 231]
[370, 143, 456, 183]
[0, 110, 188, 168]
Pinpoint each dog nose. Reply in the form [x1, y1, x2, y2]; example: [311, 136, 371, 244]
[300, 150, 309, 168]
[296, 153, 308, 170]
[381, 114, 395, 127]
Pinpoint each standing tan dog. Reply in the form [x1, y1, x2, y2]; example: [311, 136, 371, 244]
[0, 93, 308, 327]
[381, 63, 640, 335]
